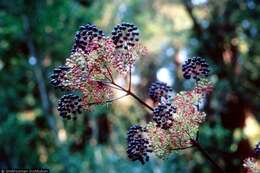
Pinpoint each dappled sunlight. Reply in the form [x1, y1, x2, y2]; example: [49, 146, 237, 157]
[244, 111, 260, 146]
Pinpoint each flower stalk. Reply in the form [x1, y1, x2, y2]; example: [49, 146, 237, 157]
[191, 139, 226, 173]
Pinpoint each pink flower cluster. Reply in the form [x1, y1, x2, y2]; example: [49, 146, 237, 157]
[51, 23, 147, 113]
[127, 62, 213, 163]
[145, 78, 213, 158]
[51, 23, 217, 165]
[243, 157, 260, 173]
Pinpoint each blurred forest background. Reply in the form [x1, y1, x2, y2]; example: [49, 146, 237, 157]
[0, 0, 260, 172]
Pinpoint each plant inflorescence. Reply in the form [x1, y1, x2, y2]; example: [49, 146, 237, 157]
[50, 22, 230, 171]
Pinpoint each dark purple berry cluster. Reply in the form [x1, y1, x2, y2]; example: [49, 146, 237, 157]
[148, 81, 173, 102]
[153, 103, 176, 129]
[127, 125, 152, 164]
[111, 23, 139, 50]
[182, 57, 209, 81]
[57, 94, 82, 120]
[72, 24, 105, 53]
[254, 141, 260, 155]
[50, 66, 70, 91]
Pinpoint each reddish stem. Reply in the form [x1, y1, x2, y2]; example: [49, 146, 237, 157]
[111, 81, 154, 111]
[100, 66, 154, 112]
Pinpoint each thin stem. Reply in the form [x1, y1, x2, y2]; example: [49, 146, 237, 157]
[127, 91, 154, 111]
[106, 66, 114, 82]
[110, 81, 153, 111]
[98, 65, 154, 112]
[102, 83, 124, 91]
[191, 139, 225, 173]
[172, 145, 194, 151]
[87, 93, 129, 106]
[128, 66, 132, 91]
[92, 80, 123, 91]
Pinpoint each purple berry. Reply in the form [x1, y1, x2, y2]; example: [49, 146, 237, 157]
[148, 81, 172, 102]
[153, 102, 176, 129]
[71, 24, 105, 54]
[57, 94, 82, 120]
[254, 141, 260, 155]
[111, 23, 139, 50]
[126, 125, 152, 164]
[50, 66, 70, 91]
[182, 57, 209, 81]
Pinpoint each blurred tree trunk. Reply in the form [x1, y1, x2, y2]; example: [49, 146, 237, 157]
[97, 115, 111, 144]
[23, 15, 58, 137]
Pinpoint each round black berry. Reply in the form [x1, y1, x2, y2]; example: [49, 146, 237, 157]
[126, 125, 152, 164]
[148, 81, 173, 102]
[50, 66, 70, 91]
[182, 57, 209, 81]
[153, 102, 176, 130]
[111, 23, 139, 50]
[254, 141, 260, 155]
[71, 24, 105, 54]
[57, 94, 82, 120]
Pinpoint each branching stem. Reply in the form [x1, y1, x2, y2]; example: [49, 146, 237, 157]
[92, 64, 223, 173]
[191, 139, 225, 173]
[102, 66, 154, 111]
[110, 81, 154, 111]
[87, 93, 129, 106]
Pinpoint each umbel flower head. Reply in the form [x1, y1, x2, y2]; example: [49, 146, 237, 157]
[111, 23, 147, 74]
[145, 89, 206, 159]
[50, 23, 147, 119]
[127, 58, 213, 163]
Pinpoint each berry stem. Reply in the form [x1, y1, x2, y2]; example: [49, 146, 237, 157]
[191, 139, 225, 173]
[106, 66, 114, 83]
[127, 91, 154, 111]
[110, 81, 153, 111]
[100, 66, 153, 112]
[172, 145, 194, 151]
[128, 66, 132, 91]
[87, 93, 129, 106]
